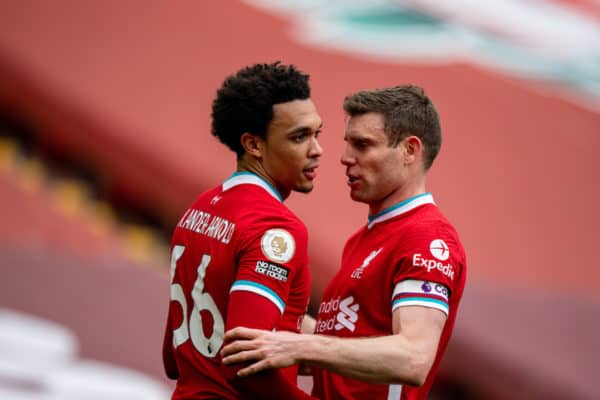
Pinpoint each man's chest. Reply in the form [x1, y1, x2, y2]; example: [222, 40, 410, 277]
[315, 234, 404, 335]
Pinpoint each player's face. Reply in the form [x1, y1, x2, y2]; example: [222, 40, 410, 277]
[261, 99, 323, 198]
[341, 112, 408, 213]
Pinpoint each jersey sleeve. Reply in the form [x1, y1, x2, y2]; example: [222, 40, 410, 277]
[229, 216, 308, 321]
[222, 216, 314, 399]
[391, 223, 463, 316]
[223, 291, 315, 399]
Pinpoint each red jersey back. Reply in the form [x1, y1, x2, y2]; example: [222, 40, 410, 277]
[312, 193, 466, 400]
[163, 172, 311, 399]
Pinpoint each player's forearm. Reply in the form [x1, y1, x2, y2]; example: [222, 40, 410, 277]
[301, 334, 432, 386]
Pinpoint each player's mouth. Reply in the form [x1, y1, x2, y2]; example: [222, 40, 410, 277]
[303, 165, 319, 180]
[346, 173, 359, 186]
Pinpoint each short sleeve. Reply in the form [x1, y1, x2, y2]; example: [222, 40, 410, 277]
[391, 223, 463, 315]
[230, 216, 308, 315]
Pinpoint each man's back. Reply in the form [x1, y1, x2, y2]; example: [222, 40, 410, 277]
[164, 172, 311, 399]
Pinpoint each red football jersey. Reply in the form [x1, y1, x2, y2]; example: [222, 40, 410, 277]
[312, 193, 466, 400]
[163, 172, 313, 399]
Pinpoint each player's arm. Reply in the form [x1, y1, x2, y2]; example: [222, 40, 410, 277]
[221, 223, 316, 399]
[307, 305, 445, 385]
[223, 285, 316, 399]
[222, 305, 446, 386]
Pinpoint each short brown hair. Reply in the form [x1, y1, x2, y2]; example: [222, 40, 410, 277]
[343, 85, 441, 170]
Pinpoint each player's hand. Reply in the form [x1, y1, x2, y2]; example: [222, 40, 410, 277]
[221, 327, 303, 377]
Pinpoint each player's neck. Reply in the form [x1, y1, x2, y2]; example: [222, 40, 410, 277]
[236, 157, 290, 201]
[369, 177, 427, 217]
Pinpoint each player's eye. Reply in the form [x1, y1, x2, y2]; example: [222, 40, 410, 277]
[292, 133, 307, 143]
[353, 140, 368, 150]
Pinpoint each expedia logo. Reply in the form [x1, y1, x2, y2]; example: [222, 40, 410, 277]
[412, 253, 455, 280]
[429, 239, 450, 261]
[315, 296, 360, 333]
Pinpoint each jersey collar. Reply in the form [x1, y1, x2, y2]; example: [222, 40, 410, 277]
[222, 172, 283, 202]
[367, 192, 435, 229]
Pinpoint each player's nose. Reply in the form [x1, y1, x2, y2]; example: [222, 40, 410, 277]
[309, 137, 323, 158]
[340, 145, 355, 166]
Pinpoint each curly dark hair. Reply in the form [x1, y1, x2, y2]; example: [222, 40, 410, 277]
[343, 85, 442, 171]
[211, 62, 311, 157]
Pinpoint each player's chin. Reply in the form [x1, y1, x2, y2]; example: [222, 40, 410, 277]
[294, 181, 315, 194]
[349, 190, 367, 203]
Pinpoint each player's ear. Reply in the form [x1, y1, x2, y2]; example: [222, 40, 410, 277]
[402, 136, 422, 165]
[240, 132, 264, 158]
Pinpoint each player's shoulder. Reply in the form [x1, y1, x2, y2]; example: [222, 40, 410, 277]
[345, 224, 368, 245]
[229, 188, 307, 240]
[252, 202, 307, 237]
[237, 195, 308, 265]
[396, 206, 466, 289]
[398, 205, 464, 253]
[409, 204, 459, 233]
[243, 186, 303, 219]
[192, 184, 221, 203]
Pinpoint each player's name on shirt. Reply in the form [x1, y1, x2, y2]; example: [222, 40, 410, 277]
[177, 208, 235, 245]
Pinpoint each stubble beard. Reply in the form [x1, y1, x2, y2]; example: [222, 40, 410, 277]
[349, 187, 371, 205]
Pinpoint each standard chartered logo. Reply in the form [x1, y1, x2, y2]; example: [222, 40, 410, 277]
[335, 296, 359, 332]
[315, 296, 360, 333]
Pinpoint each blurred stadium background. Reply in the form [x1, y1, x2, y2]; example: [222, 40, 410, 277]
[1, 1, 599, 399]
